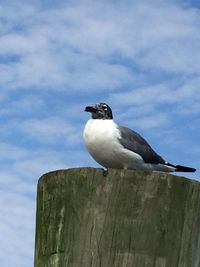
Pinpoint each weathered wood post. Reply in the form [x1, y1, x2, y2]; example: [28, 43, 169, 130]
[34, 168, 200, 267]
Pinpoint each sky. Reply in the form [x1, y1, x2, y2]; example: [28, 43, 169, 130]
[0, 0, 200, 266]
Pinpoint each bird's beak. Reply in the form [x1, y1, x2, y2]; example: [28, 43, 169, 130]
[85, 106, 97, 113]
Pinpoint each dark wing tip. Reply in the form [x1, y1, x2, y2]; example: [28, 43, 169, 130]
[175, 165, 196, 172]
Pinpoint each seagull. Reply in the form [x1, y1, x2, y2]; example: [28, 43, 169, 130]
[83, 102, 196, 173]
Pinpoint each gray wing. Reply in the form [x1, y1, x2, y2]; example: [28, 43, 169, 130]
[118, 126, 165, 164]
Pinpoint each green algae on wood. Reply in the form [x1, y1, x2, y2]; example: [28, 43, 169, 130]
[34, 168, 200, 267]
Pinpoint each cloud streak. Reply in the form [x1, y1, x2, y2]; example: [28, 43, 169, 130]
[1, 1, 200, 91]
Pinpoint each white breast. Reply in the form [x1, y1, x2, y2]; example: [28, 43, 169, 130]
[83, 119, 143, 169]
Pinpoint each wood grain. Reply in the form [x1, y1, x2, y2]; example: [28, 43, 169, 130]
[34, 168, 200, 267]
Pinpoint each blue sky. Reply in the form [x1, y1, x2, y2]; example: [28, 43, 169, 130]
[0, 0, 200, 266]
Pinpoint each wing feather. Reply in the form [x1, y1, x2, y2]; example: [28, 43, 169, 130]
[118, 126, 165, 164]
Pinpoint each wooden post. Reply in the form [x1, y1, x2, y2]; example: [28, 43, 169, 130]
[34, 168, 200, 267]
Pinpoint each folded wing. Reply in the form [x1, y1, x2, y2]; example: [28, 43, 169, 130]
[118, 126, 165, 164]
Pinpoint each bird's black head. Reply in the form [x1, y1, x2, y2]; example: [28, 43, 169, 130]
[85, 102, 113, 120]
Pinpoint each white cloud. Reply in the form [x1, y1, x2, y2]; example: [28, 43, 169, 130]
[109, 76, 200, 124]
[0, 140, 89, 184]
[0, 190, 35, 267]
[19, 117, 82, 145]
[1, 1, 200, 91]
[110, 83, 169, 107]
[0, 94, 46, 117]
[129, 113, 169, 130]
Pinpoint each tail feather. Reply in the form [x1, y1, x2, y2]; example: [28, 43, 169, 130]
[175, 165, 196, 172]
[166, 163, 196, 173]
